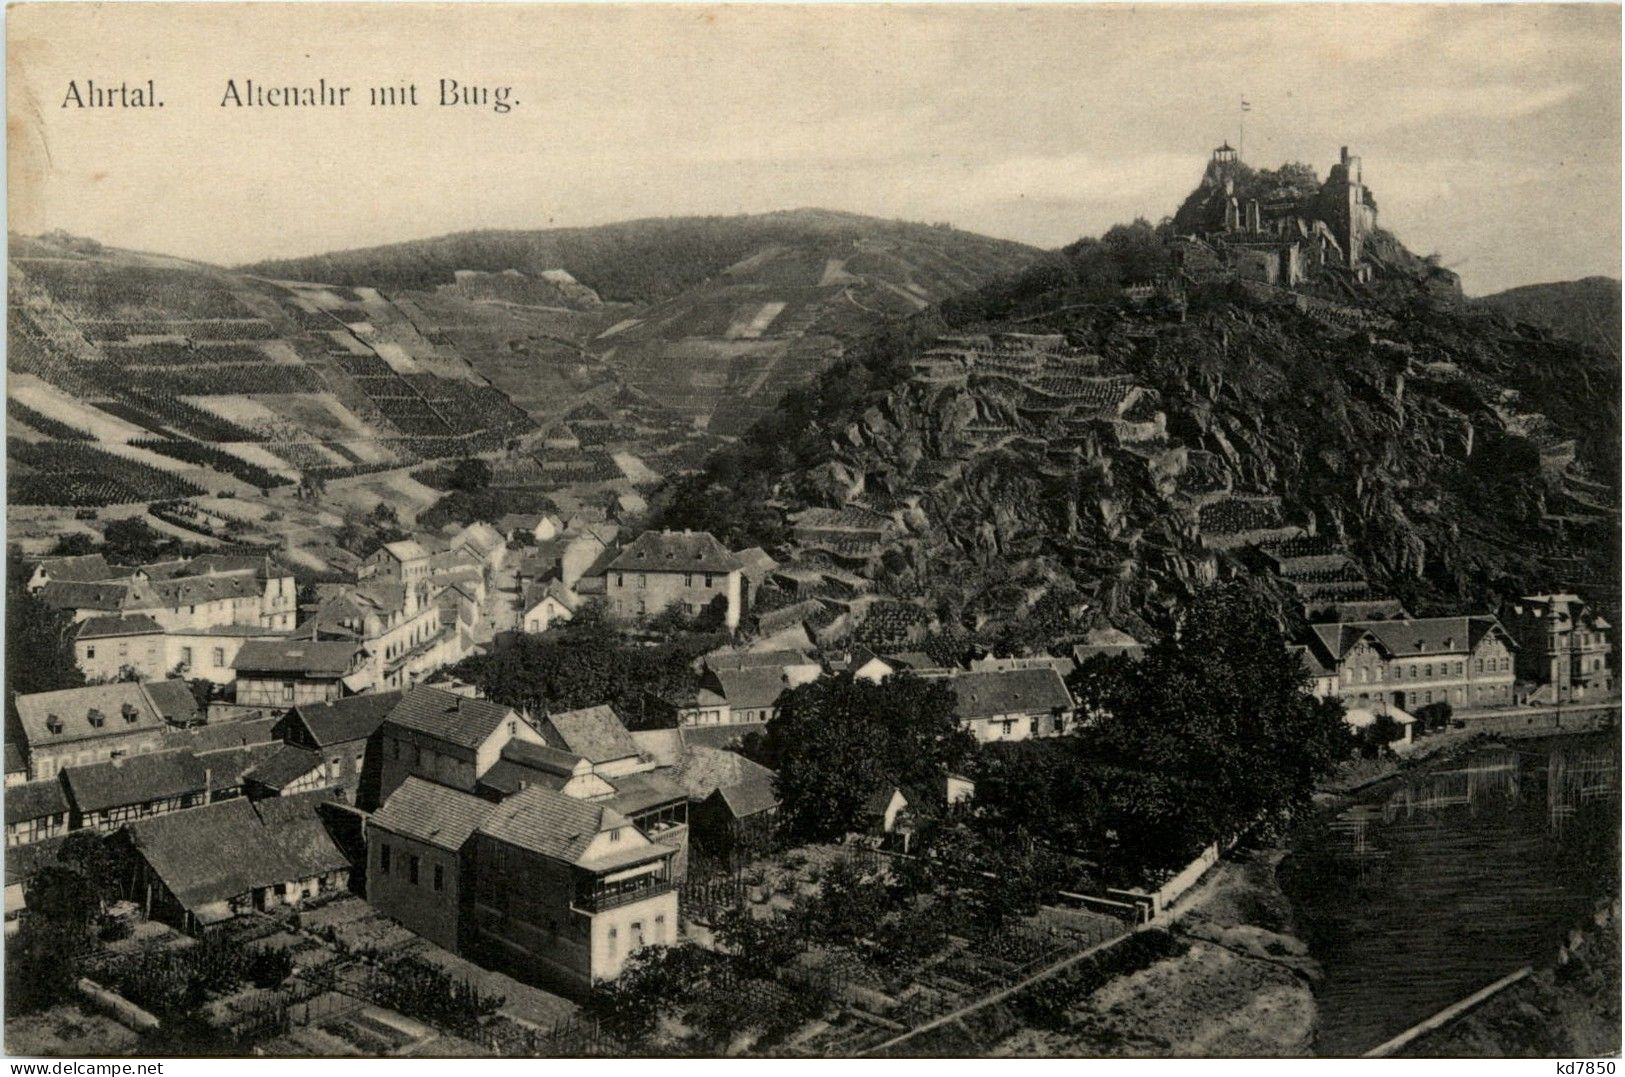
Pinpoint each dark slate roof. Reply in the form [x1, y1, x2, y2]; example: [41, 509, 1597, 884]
[477, 784, 638, 866]
[605, 770, 688, 816]
[198, 742, 284, 791]
[386, 687, 519, 751]
[5, 778, 67, 825]
[14, 683, 169, 750]
[541, 705, 641, 764]
[704, 648, 814, 672]
[1290, 644, 1336, 678]
[5, 741, 28, 777]
[289, 691, 404, 748]
[38, 580, 128, 611]
[668, 745, 778, 802]
[1310, 615, 1514, 661]
[680, 723, 767, 752]
[244, 745, 325, 790]
[126, 792, 348, 912]
[629, 729, 684, 768]
[146, 574, 261, 607]
[142, 680, 202, 726]
[371, 776, 495, 851]
[231, 640, 360, 676]
[76, 614, 164, 640]
[949, 668, 1074, 720]
[62, 749, 208, 814]
[162, 716, 279, 754]
[710, 668, 792, 711]
[606, 530, 742, 574]
[717, 776, 780, 819]
[33, 553, 118, 583]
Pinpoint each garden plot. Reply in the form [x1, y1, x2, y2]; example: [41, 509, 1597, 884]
[252, 394, 380, 440]
[10, 376, 150, 442]
[185, 395, 285, 436]
[5, 1003, 141, 1056]
[611, 450, 661, 485]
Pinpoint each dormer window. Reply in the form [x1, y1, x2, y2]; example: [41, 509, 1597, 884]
[608, 827, 621, 842]
[87, 708, 105, 729]
[46, 714, 63, 735]
[121, 703, 139, 723]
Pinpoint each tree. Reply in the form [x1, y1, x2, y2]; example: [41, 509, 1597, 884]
[6, 557, 86, 697]
[447, 457, 492, 494]
[765, 672, 974, 843]
[1083, 582, 1353, 862]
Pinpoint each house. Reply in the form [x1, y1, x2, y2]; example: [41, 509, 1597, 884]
[5, 743, 29, 788]
[498, 512, 563, 544]
[1344, 704, 1418, 748]
[946, 773, 976, 807]
[303, 577, 454, 693]
[603, 530, 744, 630]
[375, 686, 545, 806]
[123, 792, 351, 933]
[476, 741, 615, 801]
[198, 741, 285, 803]
[231, 639, 367, 708]
[970, 654, 1075, 678]
[520, 580, 579, 634]
[361, 540, 433, 587]
[367, 776, 495, 952]
[274, 691, 403, 804]
[948, 667, 1075, 742]
[26, 553, 122, 594]
[657, 740, 780, 859]
[851, 649, 900, 684]
[74, 615, 165, 681]
[539, 705, 648, 778]
[702, 648, 821, 687]
[687, 667, 794, 727]
[1305, 615, 1518, 711]
[466, 784, 679, 992]
[61, 749, 211, 832]
[166, 625, 294, 686]
[1072, 628, 1146, 664]
[5, 779, 69, 848]
[863, 786, 909, 834]
[1291, 644, 1340, 700]
[243, 745, 332, 799]
[1502, 594, 1614, 704]
[446, 522, 508, 573]
[12, 681, 177, 780]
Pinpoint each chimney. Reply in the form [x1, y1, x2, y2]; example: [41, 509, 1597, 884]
[1341, 145, 1350, 165]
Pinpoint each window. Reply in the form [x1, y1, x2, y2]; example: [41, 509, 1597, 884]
[631, 920, 644, 949]
[86, 646, 95, 660]
[380, 843, 392, 874]
[1001, 719, 1014, 736]
[615, 573, 624, 588]
[684, 573, 693, 588]
[1424, 664, 1432, 678]
[1476, 659, 1484, 673]
[283, 683, 295, 703]
[609, 828, 621, 843]
[433, 864, 444, 892]
[638, 573, 647, 588]
[608, 926, 618, 956]
[408, 855, 419, 885]
[704, 574, 714, 588]
[212, 647, 225, 668]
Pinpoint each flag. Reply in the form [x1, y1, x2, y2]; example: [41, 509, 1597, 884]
[1241, 97, 1252, 112]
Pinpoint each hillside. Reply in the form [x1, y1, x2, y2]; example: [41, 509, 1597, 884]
[657, 157, 1621, 645]
[1476, 277, 1620, 356]
[245, 211, 1038, 433]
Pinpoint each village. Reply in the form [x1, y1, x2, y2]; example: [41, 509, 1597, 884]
[4, 485, 1617, 1055]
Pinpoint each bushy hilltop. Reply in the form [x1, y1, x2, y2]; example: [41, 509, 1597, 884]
[659, 181, 1620, 645]
[1476, 276, 1621, 357]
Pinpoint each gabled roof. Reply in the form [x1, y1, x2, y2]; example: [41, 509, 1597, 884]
[76, 614, 164, 640]
[372, 539, 431, 564]
[38, 580, 129, 612]
[604, 770, 688, 816]
[606, 530, 742, 574]
[1310, 616, 1514, 661]
[521, 579, 579, 616]
[716, 777, 779, 819]
[949, 668, 1074, 720]
[734, 547, 778, 579]
[198, 742, 284, 792]
[231, 639, 360, 676]
[186, 553, 291, 580]
[710, 668, 793, 711]
[499, 739, 589, 777]
[477, 784, 650, 868]
[704, 648, 814, 672]
[385, 686, 519, 751]
[244, 745, 326, 790]
[62, 749, 208, 814]
[162, 716, 279, 754]
[142, 680, 203, 726]
[288, 691, 404, 747]
[32, 553, 119, 584]
[126, 792, 348, 913]
[5, 778, 68, 825]
[144, 574, 262, 608]
[371, 775, 495, 851]
[14, 682, 170, 750]
[668, 744, 777, 802]
[541, 705, 641, 764]
[5, 741, 27, 777]
[629, 728, 685, 768]
[1290, 643, 1336, 679]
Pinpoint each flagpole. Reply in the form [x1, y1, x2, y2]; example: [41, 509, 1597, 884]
[1239, 96, 1246, 162]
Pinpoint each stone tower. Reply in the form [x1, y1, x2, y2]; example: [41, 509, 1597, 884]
[1318, 146, 1377, 267]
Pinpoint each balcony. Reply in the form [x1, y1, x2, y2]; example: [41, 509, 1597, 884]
[573, 877, 675, 914]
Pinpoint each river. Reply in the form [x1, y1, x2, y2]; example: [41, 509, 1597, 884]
[1278, 733, 1621, 1057]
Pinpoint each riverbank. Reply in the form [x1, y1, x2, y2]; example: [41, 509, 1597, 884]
[988, 847, 1321, 1057]
[1410, 899, 1621, 1058]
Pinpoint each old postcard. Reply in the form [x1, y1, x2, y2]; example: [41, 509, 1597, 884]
[3, 1, 1620, 1062]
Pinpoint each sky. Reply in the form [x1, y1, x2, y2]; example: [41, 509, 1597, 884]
[8, 3, 1620, 295]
